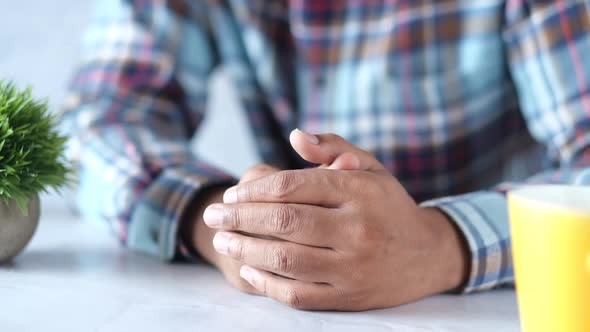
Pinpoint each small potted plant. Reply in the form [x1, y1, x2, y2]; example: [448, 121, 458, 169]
[0, 81, 69, 263]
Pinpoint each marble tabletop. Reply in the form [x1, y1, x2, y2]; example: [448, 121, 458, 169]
[0, 199, 521, 332]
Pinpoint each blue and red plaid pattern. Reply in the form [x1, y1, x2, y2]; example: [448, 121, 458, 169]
[63, 0, 590, 293]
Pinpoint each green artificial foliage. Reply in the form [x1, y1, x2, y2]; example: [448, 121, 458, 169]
[0, 80, 70, 214]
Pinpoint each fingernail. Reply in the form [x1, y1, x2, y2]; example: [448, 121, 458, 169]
[203, 205, 224, 227]
[295, 128, 319, 145]
[213, 232, 232, 255]
[223, 186, 238, 204]
[240, 265, 256, 285]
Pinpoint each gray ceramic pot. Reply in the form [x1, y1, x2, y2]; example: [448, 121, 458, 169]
[0, 194, 40, 263]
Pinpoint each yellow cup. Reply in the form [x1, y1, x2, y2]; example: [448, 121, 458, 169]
[508, 185, 590, 332]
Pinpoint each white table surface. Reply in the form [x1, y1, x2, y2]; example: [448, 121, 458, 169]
[0, 201, 522, 332]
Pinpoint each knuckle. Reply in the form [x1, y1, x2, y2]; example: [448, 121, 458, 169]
[271, 206, 299, 235]
[241, 164, 276, 183]
[352, 223, 383, 249]
[260, 163, 278, 173]
[249, 164, 270, 173]
[248, 164, 274, 177]
[228, 237, 245, 260]
[259, 276, 269, 295]
[349, 172, 383, 197]
[282, 286, 302, 308]
[269, 247, 294, 273]
[226, 207, 241, 228]
[270, 171, 300, 199]
[368, 173, 390, 195]
[357, 224, 378, 243]
[324, 133, 343, 143]
[242, 186, 255, 202]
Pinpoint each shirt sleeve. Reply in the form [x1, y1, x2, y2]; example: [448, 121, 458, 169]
[62, 0, 235, 260]
[420, 0, 590, 293]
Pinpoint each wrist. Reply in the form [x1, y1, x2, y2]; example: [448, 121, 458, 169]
[180, 186, 227, 266]
[418, 207, 470, 293]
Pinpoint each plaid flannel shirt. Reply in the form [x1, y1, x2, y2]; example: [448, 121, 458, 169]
[63, 0, 590, 293]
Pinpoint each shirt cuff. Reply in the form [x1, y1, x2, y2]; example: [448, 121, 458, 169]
[127, 163, 235, 261]
[420, 191, 514, 293]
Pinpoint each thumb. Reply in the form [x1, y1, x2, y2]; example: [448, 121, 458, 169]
[289, 129, 386, 172]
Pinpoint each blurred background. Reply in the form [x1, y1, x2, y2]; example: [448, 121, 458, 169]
[0, 0, 260, 212]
